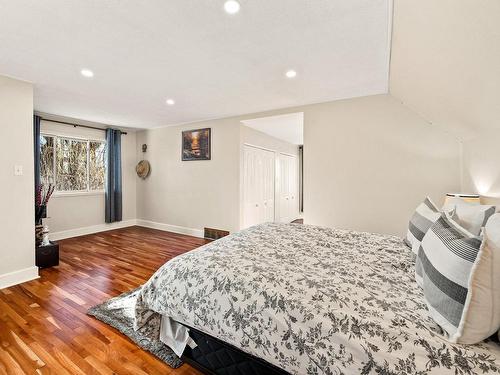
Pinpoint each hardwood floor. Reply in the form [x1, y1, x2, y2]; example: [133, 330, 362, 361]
[0, 226, 210, 375]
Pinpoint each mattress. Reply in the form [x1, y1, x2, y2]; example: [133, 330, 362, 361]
[134, 223, 500, 374]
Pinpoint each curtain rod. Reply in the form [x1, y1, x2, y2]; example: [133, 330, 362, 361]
[40, 118, 128, 135]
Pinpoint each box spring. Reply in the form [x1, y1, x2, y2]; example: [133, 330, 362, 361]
[182, 326, 289, 375]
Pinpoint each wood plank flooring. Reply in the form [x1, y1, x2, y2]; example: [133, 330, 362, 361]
[0, 226, 210, 375]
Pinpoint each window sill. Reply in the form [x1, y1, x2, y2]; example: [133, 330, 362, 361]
[53, 190, 105, 198]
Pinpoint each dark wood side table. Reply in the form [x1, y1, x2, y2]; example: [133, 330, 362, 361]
[36, 241, 59, 268]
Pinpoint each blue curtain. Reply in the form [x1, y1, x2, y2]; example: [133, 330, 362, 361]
[105, 129, 122, 223]
[34, 115, 41, 191]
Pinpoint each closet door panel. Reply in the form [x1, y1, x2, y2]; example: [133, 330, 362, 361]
[262, 150, 275, 222]
[288, 155, 298, 220]
[243, 146, 258, 228]
[278, 153, 298, 223]
[243, 145, 275, 228]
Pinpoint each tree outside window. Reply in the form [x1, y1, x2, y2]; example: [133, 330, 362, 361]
[40, 134, 106, 193]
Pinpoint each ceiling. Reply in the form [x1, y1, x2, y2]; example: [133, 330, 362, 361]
[242, 112, 304, 145]
[0, 0, 391, 129]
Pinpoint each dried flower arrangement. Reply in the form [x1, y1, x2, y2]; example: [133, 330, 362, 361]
[35, 184, 55, 225]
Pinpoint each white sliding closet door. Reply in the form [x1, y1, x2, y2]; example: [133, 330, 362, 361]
[243, 145, 275, 229]
[277, 153, 298, 223]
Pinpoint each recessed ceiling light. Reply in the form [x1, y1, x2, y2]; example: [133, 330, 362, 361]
[166, 99, 175, 106]
[224, 0, 240, 14]
[80, 69, 94, 78]
[285, 70, 297, 78]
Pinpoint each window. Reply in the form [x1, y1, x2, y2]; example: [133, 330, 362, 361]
[89, 141, 106, 190]
[40, 134, 106, 193]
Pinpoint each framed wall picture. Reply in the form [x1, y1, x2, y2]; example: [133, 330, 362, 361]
[182, 128, 211, 161]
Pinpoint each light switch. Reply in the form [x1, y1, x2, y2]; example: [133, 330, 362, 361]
[14, 165, 23, 176]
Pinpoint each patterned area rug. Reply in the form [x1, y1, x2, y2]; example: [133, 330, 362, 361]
[87, 288, 183, 369]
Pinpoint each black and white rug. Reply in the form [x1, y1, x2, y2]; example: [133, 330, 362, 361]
[87, 288, 183, 369]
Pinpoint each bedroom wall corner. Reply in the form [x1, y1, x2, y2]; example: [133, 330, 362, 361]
[40, 117, 138, 240]
[389, 0, 500, 209]
[389, 0, 500, 140]
[0, 75, 38, 289]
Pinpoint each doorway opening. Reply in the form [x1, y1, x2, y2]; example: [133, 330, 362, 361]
[240, 112, 304, 229]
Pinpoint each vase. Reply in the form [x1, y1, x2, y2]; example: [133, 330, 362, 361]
[35, 224, 44, 246]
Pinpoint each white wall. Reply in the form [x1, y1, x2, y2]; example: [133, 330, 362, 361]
[461, 132, 500, 207]
[40, 117, 137, 239]
[389, 0, 500, 208]
[0, 75, 38, 288]
[303, 95, 460, 235]
[136, 119, 240, 235]
[137, 94, 460, 236]
[390, 0, 500, 140]
[136, 119, 302, 236]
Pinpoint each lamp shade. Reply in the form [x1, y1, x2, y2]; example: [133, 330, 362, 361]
[445, 193, 480, 205]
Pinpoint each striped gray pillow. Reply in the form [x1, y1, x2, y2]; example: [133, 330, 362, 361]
[416, 213, 483, 343]
[406, 197, 441, 254]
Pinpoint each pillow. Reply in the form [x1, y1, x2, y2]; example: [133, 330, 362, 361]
[405, 197, 440, 254]
[442, 196, 480, 212]
[415, 212, 470, 288]
[416, 213, 500, 344]
[465, 214, 500, 343]
[453, 202, 496, 236]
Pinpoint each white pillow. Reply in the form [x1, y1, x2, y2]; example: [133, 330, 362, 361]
[442, 196, 479, 212]
[458, 213, 500, 343]
[405, 197, 441, 255]
[453, 202, 496, 235]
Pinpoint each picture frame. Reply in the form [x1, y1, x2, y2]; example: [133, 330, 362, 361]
[182, 128, 211, 161]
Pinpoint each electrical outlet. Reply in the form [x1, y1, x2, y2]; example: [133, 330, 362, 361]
[14, 165, 23, 176]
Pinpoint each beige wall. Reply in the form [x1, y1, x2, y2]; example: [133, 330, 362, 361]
[390, 0, 500, 208]
[136, 120, 302, 235]
[0, 75, 38, 287]
[137, 94, 460, 236]
[390, 0, 500, 140]
[304, 94, 460, 235]
[136, 119, 241, 234]
[461, 131, 500, 207]
[40, 118, 137, 237]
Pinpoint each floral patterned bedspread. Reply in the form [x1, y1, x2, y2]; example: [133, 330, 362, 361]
[134, 223, 500, 374]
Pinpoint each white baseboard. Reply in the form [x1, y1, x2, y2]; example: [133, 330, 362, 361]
[136, 219, 204, 238]
[0, 266, 39, 290]
[49, 219, 204, 241]
[49, 219, 138, 241]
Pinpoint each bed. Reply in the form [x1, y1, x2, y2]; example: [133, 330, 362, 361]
[134, 223, 500, 374]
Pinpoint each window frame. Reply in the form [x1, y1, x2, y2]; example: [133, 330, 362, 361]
[40, 132, 107, 197]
